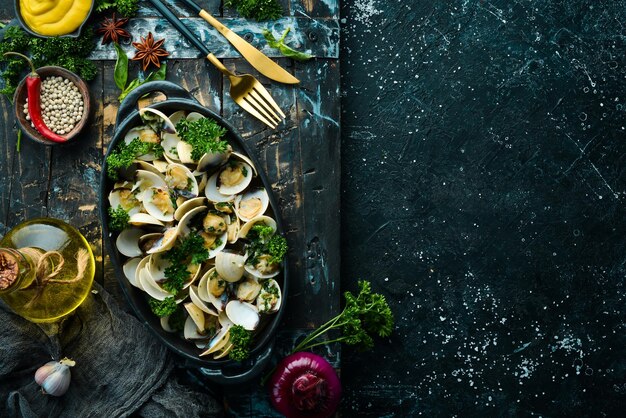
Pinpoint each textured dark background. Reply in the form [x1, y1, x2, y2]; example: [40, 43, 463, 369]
[339, 1, 626, 416]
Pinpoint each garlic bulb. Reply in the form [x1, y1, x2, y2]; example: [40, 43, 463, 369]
[34, 358, 75, 396]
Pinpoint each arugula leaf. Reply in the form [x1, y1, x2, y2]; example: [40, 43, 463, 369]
[224, 0, 282, 21]
[113, 42, 128, 91]
[262, 28, 313, 62]
[175, 118, 228, 161]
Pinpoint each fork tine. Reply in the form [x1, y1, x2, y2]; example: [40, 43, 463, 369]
[247, 90, 282, 124]
[237, 97, 277, 128]
[252, 85, 286, 119]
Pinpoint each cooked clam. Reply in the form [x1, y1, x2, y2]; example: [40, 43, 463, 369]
[143, 187, 175, 222]
[139, 107, 176, 134]
[116, 228, 144, 258]
[215, 251, 246, 282]
[238, 215, 277, 239]
[165, 163, 199, 199]
[235, 189, 269, 222]
[108, 188, 141, 215]
[225, 300, 259, 331]
[256, 279, 282, 314]
[217, 161, 253, 195]
[236, 277, 262, 302]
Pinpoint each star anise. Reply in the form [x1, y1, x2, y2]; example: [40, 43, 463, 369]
[96, 14, 131, 45]
[132, 32, 169, 71]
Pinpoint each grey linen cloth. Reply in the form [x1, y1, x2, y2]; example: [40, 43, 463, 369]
[0, 283, 222, 418]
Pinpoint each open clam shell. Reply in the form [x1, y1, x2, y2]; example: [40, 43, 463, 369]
[175, 197, 206, 221]
[184, 315, 210, 340]
[143, 187, 175, 222]
[196, 145, 232, 173]
[235, 189, 269, 222]
[215, 161, 253, 196]
[165, 163, 199, 199]
[129, 212, 164, 227]
[225, 300, 260, 331]
[134, 160, 165, 178]
[236, 277, 262, 302]
[134, 169, 168, 202]
[226, 214, 240, 244]
[232, 152, 257, 177]
[116, 228, 144, 258]
[238, 215, 278, 239]
[124, 126, 160, 161]
[109, 188, 142, 216]
[206, 268, 229, 311]
[139, 107, 176, 134]
[184, 302, 206, 332]
[215, 251, 246, 282]
[200, 325, 230, 356]
[122, 257, 142, 288]
[245, 254, 281, 279]
[189, 285, 219, 316]
[256, 279, 282, 314]
[205, 172, 235, 203]
[144, 227, 178, 254]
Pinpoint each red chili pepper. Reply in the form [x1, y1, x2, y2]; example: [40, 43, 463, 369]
[4, 52, 68, 144]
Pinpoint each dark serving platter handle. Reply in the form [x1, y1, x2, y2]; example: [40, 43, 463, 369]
[194, 343, 274, 385]
[116, 80, 197, 129]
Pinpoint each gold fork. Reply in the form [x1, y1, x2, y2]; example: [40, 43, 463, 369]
[148, 0, 285, 128]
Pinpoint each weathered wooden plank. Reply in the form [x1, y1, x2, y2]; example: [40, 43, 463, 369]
[0, 91, 16, 236]
[47, 62, 105, 286]
[90, 17, 339, 60]
[137, 0, 221, 17]
[293, 58, 341, 326]
[292, 0, 339, 19]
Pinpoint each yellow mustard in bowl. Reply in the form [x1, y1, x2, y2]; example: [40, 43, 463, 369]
[19, 0, 93, 36]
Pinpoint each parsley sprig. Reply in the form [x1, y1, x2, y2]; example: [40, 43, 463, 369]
[107, 206, 130, 232]
[224, 0, 282, 21]
[228, 325, 252, 361]
[291, 281, 394, 353]
[161, 233, 209, 295]
[245, 224, 288, 266]
[106, 137, 164, 180]
[149, 296, 177, 317]
[175, 118, 228, 161]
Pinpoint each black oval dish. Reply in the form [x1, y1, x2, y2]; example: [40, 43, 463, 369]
[14, 0, 94, 38]
[99, 81, 288, 385]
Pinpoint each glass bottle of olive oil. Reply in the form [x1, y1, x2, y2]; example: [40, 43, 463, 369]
[0, 218, 95, 323]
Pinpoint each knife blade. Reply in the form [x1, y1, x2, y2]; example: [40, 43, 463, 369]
[178, 0, 300, 85]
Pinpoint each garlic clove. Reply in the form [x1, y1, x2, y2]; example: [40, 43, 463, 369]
[34, 357, 75, 397]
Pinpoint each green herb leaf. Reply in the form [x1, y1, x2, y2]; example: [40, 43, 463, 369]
[145, 63, 167, 82]
[229, 325, 252, 361]
[160, 232, 210, 296]
[108, 205, 130, 232]
[175, 117, 228, 161]
[118, 63, 168, 102]
[149, 296, 177, 317]
[106, 137, 164, 180]
[224, 0, 282, 21]
[168, 307, 187, 332]
[113, 42, 128, 91]
[262, 28, 313, 62]
[115, 0, 139, 17]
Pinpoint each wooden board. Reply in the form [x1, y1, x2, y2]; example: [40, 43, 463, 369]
[0, 1, 339, 416]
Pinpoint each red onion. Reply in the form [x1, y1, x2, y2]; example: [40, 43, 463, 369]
[269, 352, 341, 418]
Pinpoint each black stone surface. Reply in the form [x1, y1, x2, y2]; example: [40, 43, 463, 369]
[339, 1, 626, 416]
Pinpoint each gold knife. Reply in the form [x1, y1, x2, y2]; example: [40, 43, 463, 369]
[177, 0, 300, 85]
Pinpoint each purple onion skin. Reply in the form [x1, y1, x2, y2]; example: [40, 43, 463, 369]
[269, 352, 342, 418]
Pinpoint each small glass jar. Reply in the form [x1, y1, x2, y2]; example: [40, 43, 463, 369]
[0, 218, 95, 323]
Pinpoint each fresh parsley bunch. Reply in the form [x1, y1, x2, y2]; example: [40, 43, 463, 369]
[229, 325, 253, 361]
[106, 137, 164, 180]
[224, 0, 282, 21]
[291, 280, 394, 353]
[175, 118, 228, 161]
[161, 233, 209, 295]
[245, 224, 288, 266]
[108, 206, 130, 231]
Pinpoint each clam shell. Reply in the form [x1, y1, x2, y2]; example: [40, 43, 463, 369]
[215, 251, 246, 282]
[218, 310, 234, 328]
[133, 256, 151, 291]
[215, 162, 253, 195]
[196, 146, 232, 173]
[165, 163, 199, 198]
[238, 216, 277, 240]
[205, 172, 235, 203]
[199, 325, 231, 356]
[139, 107, 176, 134]
[145, 227, 178, 254]
[177, 141, 195, 164]
[134, 170, 168, 202]
[122, 257, 142, 288]
[226, 214, 240, 244]
[152, 160, 169, 173]
[174, 197, 206, 221]
[235, 189, 269, 222]
[129, 213, 164, 227]
[225, 300, 260, 331]
[236, 277, 262, 302]
[143, 187, 175, 222]
[134, 160, 164, 178]
[184, 315, 210, 340]
[116, 228, 144, 258]
[232, 152, 257, 177]
[244, 254, 281, 279]
[161, 316, 176, 333]
[213, 343, 233, 359]
[124, 126, 159, 161]
[184, 302, 205, 332]
[139, 266, 173, 300]
[189, 285, 218, 316]
[206, 268, 229, 312]
[108, 188, 142, 216]
[256, 279, 282, 314]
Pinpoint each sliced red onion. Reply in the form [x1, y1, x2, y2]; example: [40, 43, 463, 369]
[269, 352, 341, 418]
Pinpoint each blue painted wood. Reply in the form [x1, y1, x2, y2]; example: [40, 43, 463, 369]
[90, 17, 339, 60]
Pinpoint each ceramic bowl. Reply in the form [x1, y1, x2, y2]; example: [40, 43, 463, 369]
[14, 0, 94, 39]
[14, 66, 90, 145]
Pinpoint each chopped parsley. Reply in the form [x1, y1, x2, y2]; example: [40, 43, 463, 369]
[229, 325, 252, 361]
[162, 233, 210, 295]
[149, 297, 177, 317]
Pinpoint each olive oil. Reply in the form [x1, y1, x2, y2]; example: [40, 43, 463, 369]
[0, 218, 95, 323]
